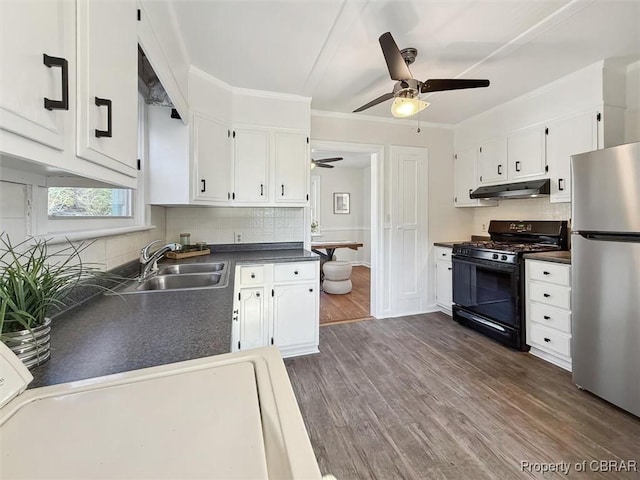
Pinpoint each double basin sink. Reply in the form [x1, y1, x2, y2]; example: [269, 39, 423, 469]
[119, 262, 229, 294]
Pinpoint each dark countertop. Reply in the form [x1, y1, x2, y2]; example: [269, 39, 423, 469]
[434, 241, 462, 248]
[523, 250, 571, 264]
[28, 246, 318, 388]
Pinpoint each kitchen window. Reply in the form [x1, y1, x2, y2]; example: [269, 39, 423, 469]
[48, 187, 133, 218]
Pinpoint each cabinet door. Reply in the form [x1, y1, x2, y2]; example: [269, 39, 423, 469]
[76, 0, 137, 177]
[0, 0, 72, 150]
[546, 111, 597, 203]
[508, 127, 546, 180]
[234, 128, 269, 203]
[272, 284, 318, 350]
[274, 132, 309, 204]
[193, 114, 232, 202]
[454, 148, 477, 206]
[237, 288, 267, 351]
[478, 138, 507, 184]
[435, 261, 453, 309]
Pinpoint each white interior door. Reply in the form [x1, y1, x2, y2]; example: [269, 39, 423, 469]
[390, 146, 428, 316]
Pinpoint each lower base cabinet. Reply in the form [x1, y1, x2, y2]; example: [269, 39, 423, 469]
[434, 246, 453, 313]
[232, 262, 320, 358]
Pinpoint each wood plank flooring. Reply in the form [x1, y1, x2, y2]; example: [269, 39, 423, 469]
[320, 266, 371, 325]
[286, 313, 640, 480]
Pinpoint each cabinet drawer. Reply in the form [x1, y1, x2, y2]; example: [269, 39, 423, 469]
[435, 246, 452, 262]
[529, 302, 571, 334]
[529, 323, 571, 358]
[239, 265, 265, 285]
[527, 260, 570, 286]
[529, 282, 570, 310]
[274, 262, 316, 282]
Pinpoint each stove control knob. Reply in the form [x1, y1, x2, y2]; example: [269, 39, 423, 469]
[492, 253, 499, 260]
[501, 255, 508, 261]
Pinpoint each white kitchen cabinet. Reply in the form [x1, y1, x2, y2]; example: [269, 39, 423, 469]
[434, 246, 453, 313]
[478, 138, 508, 184]
[76, 0, 138, 178]
[508, 126, 546, 180]
[546, 110, 599, 203]
[194, 114, 233, 202]
[525, 259, 572, 371]
[274, 132, 309, 204]
[233, 128, 269, 203]
[236, 287, 268, 351]
[0, 0, 73, 151]
[232, 262, 320, 358]
[453, 149, 497, 207]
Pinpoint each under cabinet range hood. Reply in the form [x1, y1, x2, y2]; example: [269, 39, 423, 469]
[470, 179, 550, 200]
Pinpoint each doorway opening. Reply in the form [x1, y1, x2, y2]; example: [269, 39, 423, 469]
[307, 141, 382, 325]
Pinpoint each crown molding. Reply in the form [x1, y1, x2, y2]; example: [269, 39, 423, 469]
[310, 109, 454, 129]
[232, 86, 312, 104]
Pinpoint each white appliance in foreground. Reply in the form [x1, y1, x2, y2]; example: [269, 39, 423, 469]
[0, 343, 322, 479]
[571, 141, 640, 418]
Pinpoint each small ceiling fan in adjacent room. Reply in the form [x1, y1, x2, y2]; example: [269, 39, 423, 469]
[311, 157, 343, 169]
[354, 32, 490, 118]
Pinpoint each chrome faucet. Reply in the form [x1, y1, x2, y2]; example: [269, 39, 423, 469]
[139, 240, 182, 281]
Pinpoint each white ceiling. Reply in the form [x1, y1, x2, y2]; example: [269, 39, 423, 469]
[172, 0, 640, 125]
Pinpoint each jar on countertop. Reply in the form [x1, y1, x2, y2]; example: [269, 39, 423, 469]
[179, 233, 191, 246]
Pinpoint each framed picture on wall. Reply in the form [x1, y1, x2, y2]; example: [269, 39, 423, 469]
[333, 193, 350, 214]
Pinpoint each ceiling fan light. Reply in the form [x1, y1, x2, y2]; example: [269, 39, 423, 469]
[391, 97, 429, 118]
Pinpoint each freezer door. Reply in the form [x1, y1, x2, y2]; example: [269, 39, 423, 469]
[572, 234, 640, 417]
[571, 142, 640, 233]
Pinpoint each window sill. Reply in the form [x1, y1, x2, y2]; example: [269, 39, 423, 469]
[33, 225, 157, 245]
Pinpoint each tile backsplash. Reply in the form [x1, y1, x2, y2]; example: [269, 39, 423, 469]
[165, 207, 305, 245]
[472, 198, 571, 236]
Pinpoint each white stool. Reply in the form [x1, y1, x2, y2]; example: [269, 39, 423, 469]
[322, 261, 352, 294]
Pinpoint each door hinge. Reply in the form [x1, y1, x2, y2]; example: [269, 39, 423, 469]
[479, 147, 483, 153]
[137, 159, 141, 171]
[597, 112, 602, 122]
[238, 341, 241, 349]
[545, 165, 549, 173]
[271, 289, 274, 297]
[238, 292, 241, 301]
[271, 337, 274, 345]
[228, 130, 230, 138]
[137, 9, 141, 21]
[545, 127, 549, 135]
[233, 131, 236, 138]
[306, 137, 309, 144]
[306, 194, 309, 201]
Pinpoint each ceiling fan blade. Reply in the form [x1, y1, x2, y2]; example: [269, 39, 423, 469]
[421, 79, 490, 93]
[315, 163, 334, 168]
[353, 92, 394, 113]
[313, 157, 343, 163]
[379, 32, 412, 81]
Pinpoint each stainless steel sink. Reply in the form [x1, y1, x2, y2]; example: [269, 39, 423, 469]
[157, 262, 225, 275]
[138, 273, 223, 291]
[115, 261, 229, 294]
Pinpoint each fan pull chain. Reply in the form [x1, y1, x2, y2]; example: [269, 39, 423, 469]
[416, 112, 421, 133]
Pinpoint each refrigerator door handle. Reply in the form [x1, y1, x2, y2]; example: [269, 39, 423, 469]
[575, 231, 640, 243]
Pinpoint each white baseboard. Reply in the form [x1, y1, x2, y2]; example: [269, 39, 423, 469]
[349, 261, 371, 268]
[529, 347, 572, 371]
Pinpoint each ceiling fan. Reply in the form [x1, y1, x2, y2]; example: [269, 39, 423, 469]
[311, 157, 343, 169]
[354, 32, 490, 118]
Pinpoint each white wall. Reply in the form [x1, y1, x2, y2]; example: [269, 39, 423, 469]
[311, 112, 474, 311]
[164, 207, 304, 245]
[313, 166, 370, 265]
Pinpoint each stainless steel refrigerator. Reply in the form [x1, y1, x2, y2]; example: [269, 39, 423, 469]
[571, 141, 640, 418]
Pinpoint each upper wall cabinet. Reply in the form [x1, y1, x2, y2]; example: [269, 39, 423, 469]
[546, 110, 598, 203]
[76, 0, 138, 177]
[0, 0, 73, 151]
[508, 126, 546, 181]
[454, 148, 495, 207]
[274, 132, 309, 204]
[478, 138, 507, 184]
[233, 128, 270, 203]
[194, 115, 233, 203]
[0, 0, 138, 188]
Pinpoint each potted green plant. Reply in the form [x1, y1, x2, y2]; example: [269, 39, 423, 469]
[0, 234, 111, 368]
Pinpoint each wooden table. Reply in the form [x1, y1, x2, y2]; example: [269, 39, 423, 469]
[311, 241, 364, 261]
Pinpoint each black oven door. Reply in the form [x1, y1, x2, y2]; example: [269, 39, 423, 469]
[452, 256, 520, 329]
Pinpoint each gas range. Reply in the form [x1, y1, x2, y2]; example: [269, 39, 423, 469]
[451, 220, 568, 351]
[453, 241, 563, 264]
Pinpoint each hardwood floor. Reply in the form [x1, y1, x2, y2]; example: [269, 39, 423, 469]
[320, 266, 371, 325]
[286, 313, 640, 480]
